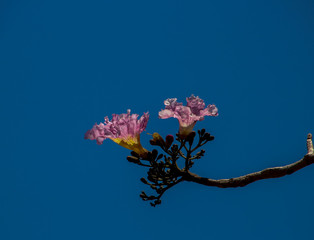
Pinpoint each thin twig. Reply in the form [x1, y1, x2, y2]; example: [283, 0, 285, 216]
[156, 178, 184, 199]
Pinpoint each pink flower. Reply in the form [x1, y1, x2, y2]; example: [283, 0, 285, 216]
[85, 110, 149, 156]
[159, 95, 218, 136]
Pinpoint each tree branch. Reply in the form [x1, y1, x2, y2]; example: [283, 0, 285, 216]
[138, 132, 314, 206]
[182, 141, 314, 188]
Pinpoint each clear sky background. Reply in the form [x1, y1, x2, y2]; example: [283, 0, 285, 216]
[1, 0, 314, 239]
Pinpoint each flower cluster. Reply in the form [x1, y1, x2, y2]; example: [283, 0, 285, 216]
[84, 95, 218, 206]
[85, 95, 218, 154]
[159, 95, 218, 136]
[84, 109, 149, 157]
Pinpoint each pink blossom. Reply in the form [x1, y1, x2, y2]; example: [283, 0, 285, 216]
[85, 110, 149, 156]
[159, 95, 218, 136]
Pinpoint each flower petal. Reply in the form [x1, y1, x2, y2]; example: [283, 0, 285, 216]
[173, 105, 193, 127]
[164, 98, 182, 110]
[159, 109, 174, 119]
[186, 94, 205, 115]
[200, 104, 218, 117]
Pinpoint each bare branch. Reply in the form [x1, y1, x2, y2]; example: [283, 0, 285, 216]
[182, 153, 314, 188]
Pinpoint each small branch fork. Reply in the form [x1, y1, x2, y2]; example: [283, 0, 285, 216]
[127, 130, 314, 207]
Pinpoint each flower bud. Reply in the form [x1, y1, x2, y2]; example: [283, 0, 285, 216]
[151, 132, 165, 147]
[127, 156, 140, 163]
[204, 133, 214, 141]
[140, 178, 148, 184]
[187, 131, 196, 146]
[200, 128, 205, 136]
[131, 151, 140, 157]
[151, 149, 158, 160]
[165, 135, 174, 148]
[150, 139, 158, 145]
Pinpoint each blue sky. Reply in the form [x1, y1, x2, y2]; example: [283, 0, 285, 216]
[1, 0, 314, 239]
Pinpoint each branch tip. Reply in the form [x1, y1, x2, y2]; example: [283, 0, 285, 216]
[307, 133, 313, 155]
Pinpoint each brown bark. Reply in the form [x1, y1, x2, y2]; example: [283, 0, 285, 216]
[182, 154, 314, 188]
[182, 134, 314, 188]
